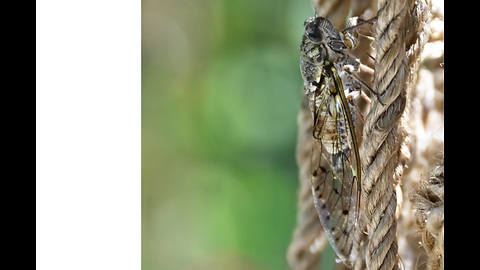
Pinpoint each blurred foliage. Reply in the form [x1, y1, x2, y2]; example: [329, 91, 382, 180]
[142, 1, 320, 269]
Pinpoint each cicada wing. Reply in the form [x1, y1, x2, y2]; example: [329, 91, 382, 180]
[309, 74, 361, 267]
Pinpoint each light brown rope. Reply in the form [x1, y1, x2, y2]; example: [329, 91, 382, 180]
[394, 0, 435, 269]
[353, 0, 435, 269]
[313, 0, 353, 27]
[354, 0, 411, 268]
[409, 161, 444, 270]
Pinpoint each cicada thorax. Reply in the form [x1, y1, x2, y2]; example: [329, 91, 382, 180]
[300, 16, 352, 68]
[300, 17, 366, 106]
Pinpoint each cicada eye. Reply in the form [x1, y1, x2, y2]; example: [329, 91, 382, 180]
[304, 17, 322, 42]
[306, 28, 322, 42]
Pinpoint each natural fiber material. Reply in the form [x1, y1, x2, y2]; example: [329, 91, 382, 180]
[353, 0, 412, 268]
[409, 161, 444, 270]
[395, 0, 443, 269]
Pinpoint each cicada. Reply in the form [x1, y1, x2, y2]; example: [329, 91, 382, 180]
[300, 15, 373, 267]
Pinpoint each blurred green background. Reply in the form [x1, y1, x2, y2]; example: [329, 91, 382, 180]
[142, 1, 318, 269]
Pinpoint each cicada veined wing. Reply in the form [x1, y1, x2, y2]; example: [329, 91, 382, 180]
[311, 65, 361, 267]
[300, 15, 368, 267]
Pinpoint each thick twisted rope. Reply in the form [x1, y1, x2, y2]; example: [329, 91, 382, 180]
[355, 0, 432, 269]
[394, 0, 435, 269]
[354, 0, 411, 269]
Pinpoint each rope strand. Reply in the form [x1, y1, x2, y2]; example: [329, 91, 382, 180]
[357, 0, 411, 268]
